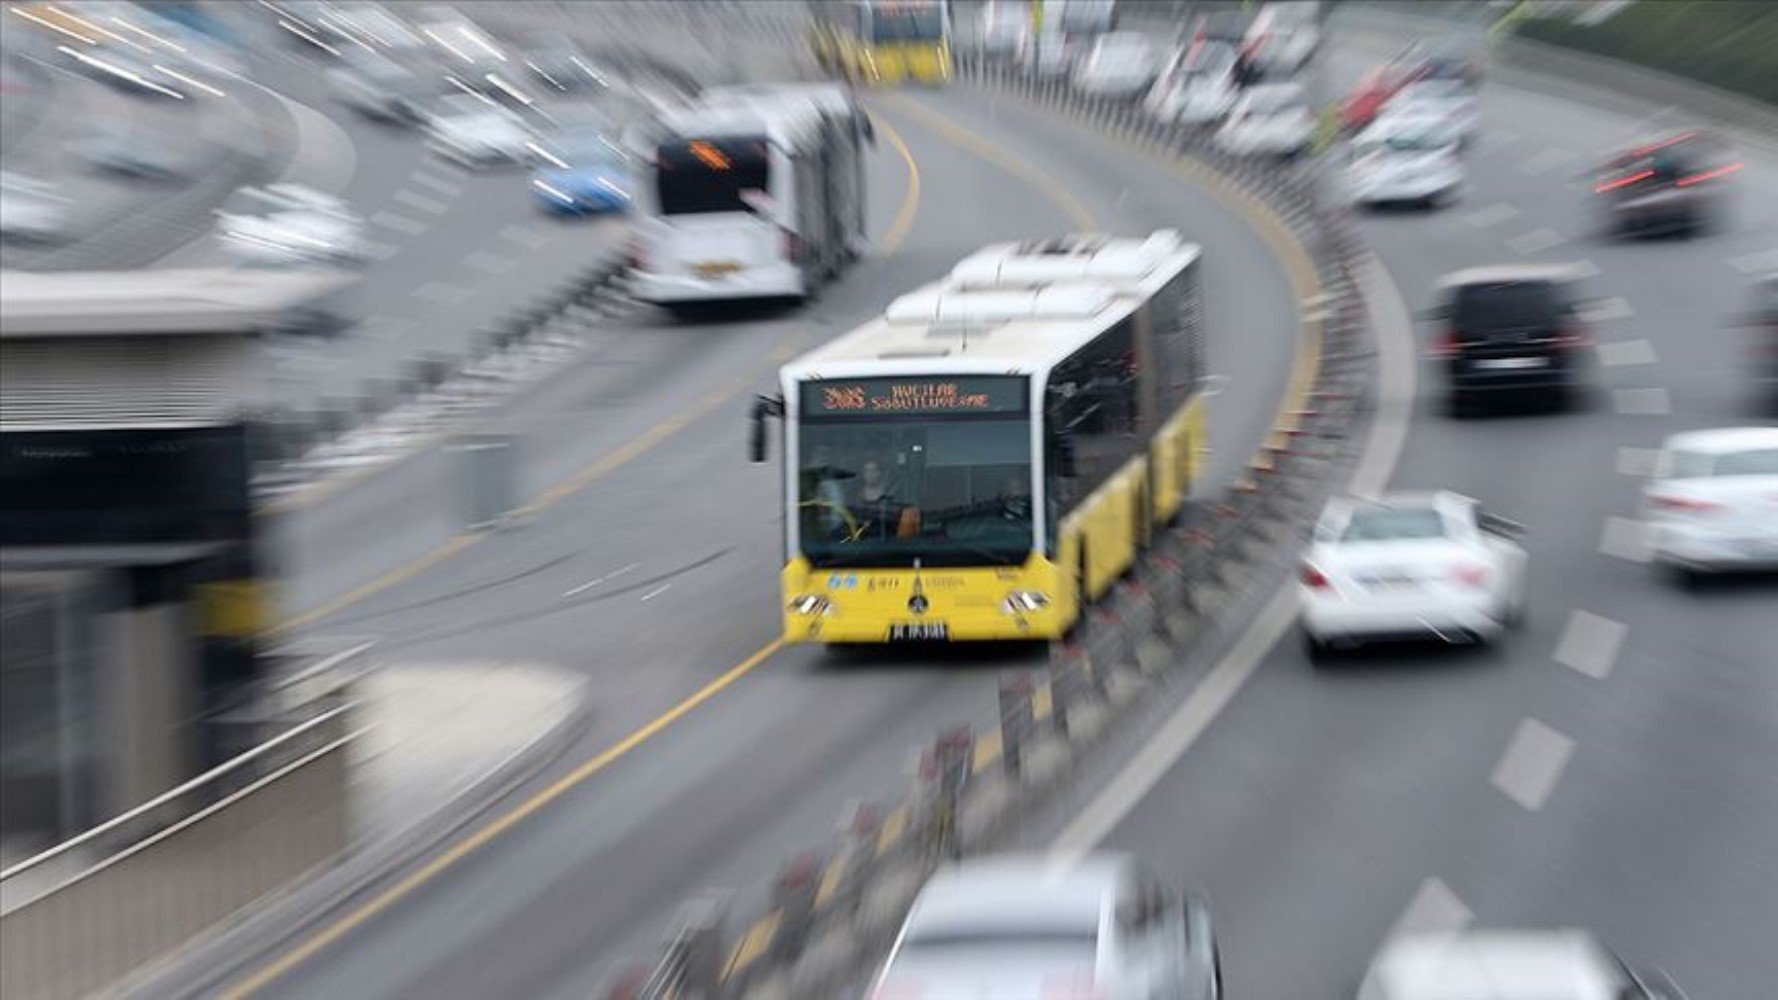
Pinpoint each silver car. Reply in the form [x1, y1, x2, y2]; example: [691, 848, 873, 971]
[1360, 928, 1685, 1000]
[872, 853, 1221, 1000]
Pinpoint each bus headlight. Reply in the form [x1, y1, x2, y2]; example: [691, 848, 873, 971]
[1002, 591, 1050, 614]
[789, 594, 835, 617]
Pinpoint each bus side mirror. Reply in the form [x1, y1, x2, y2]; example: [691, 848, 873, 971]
[863, 114, 877, 145]
[749, 394, 784, 464]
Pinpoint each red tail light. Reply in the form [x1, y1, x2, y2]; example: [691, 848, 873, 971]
[1594, 168, 1653, 194]
[1676, 162, 1744, 187]
[1649, 494, 1720, 514]
[1450, 563, 1490, 588]
[1553, 322, 1592, 350]
[1429, 327, 1462, 359]
[1301, 564, 1330, 589]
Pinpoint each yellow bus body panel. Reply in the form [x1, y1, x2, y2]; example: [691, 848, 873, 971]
[782, 554, 1068, 643]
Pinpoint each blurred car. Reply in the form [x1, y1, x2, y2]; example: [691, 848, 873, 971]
[1347, 112, 1464, 209]
[1358, 928, 1686, 1000]
[424, 93, 536, 168]
[328, 51, 432, 124]
[0, 172, 70, 244]
[519, 34, 608, 94]
[1402, 37, 1487, 88]
[530, 130, 631, 215]
[1215, 82, 1314, 157]
[1242, 1, 1319, 78]
[1018, 29, 1079, 80]
[870, 853, 1222, 1000]
[1592, 131, 1739, 238]
[1643, 427, 1778, 583]
[1738, 274, 1778, 408]
[74, 120, 186, 180]
[975, 2, 1029, 61]
[1144, 40, 1240, 126]
[1381, 78, 1477, 146]
[1424, 265, 1597, 416]
[57, 41, 186, 98]
[216, 184, 368, 266]
[1073, 32, 1160, 99]
[1300, 491, 1527, 658]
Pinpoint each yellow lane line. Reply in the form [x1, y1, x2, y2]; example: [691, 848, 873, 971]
[878, 92, 1100, 231]
[876, 118, 922, 254]
[223, 638, 786, 998]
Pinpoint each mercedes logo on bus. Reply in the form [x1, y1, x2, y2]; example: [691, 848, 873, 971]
[907, 594, 930, 615]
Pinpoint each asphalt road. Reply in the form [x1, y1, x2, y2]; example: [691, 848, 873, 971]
[1053, 21, 1778, 1000]
[156, 15, 1309, 999]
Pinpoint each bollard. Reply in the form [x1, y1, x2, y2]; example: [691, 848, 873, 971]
[770, 851, 822, 965]
[926, 727, 972, 859]
[996, 673, 1035, 779]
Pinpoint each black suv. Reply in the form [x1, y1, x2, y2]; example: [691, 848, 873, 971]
[1593, 131, 1737, 237]
[1425, 266, 1595, 416]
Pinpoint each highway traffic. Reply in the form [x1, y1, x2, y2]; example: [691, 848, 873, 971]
[3, 1, 1769, 998]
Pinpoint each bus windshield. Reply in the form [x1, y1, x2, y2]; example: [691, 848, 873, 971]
[867, 5, 946, 44]
[797, 377, 1033, 567]
[655, 136, 769, 216]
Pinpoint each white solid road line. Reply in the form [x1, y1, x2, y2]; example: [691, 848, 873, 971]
[1599, 515, 1653, 563]
[1490, 717, 1576, 812]
[563, 562, 639, 598]
[1615, 445, 1661, 477]
[1385, 877, 1474, 943]
[1596, 338, 1657, 367]
[1554, 610, 1627, 680]
[1462, 203, 1519, 228]
[372, 210, 429, 236]
[1613, 386, 1672, 415]
[1051, 254, 1418, 857]
[395, 189, 451, 215]
[1506, 227, 1566, 255]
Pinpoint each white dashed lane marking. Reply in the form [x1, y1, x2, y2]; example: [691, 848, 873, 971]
[1728, 247, 1778, 275]
[409, 170, 463, 197]
[1386, 878, 1474, 942]
[372, 210, 429, 236]
[563, 562, 639, 598]
[1616, 446, 1661, 477]
[411, 281, 473, 306]
[1507, 227, 1566, 255]
[1517, 147, 1579, 176]
[1613, 386, 1672, 415]
[1491, 718, 1576, 812]
[498, 224, 551, 249]
[463, 249, 517, 275]
[1599, 515, 1653, 563]
[1463, 203, 1519, 228]
[639, 583, 672, 602]
[1596, 338, 1657, 367]
[395, 189, 451, 215]
[1554, 610, 1627, 679]
[1568, 259, 1602, 279]
[1579, 296, 1634, 323]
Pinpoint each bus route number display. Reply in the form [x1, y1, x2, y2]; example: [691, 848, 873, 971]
[803, 377, 1024, 417]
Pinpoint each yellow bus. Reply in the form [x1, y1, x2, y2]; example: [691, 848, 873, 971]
[750, 231, 1208, 643]
[809, 0, 954, 86]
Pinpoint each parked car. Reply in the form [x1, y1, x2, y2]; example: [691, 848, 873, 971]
[871, 854, 1222, 1000]
[215, 184, 368, 266]
[1359, 928, 1686, 1000]
[1423, 265, 1598, 416]
[0, 172, 70, 244]
[1381, 77, 1478, 146]
[518, 33, 608, 94]
[975, 1, 1029, 61]
[1347, 111, 1465, 209]
[1019, 28, 1079, 80]
[1144, 40, 1240, 126]
[1243, 1, 1320, 78]
[424, 93, 536, 168]
[1074, 32, 1160, 99]
[1216, 82, 1315, 157]
[1591, 130, 1739, 238]
[1643, 426, 1778, 584]
[1300, 491, 1528, 658]
[328, 51, 432, 124]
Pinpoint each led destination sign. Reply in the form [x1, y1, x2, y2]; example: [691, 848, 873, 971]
[802, 377, 1026, 417]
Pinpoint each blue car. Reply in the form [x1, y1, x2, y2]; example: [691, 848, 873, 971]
[530, 134, 632, 216]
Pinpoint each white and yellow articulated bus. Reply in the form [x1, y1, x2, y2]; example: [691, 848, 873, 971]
[750, 231, 1208, 643]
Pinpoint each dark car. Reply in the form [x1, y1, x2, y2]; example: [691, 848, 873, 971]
[1593, 131, 1739, 237]
[1425, 266, 1596, 416]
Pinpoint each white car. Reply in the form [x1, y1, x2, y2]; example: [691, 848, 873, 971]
[1216, 83, 1316, 157]
[1359, 929, 1686, 1000]
[1346, 113, 1465, 208]
[1643, 426, 1778, 582]
[216, 184, 368, 266]
[1382, 78, 1479, 146]
[1243, 2, 1320, 77]
[1300, 491, 1528, 656]
[424, 94, 536, 168]
[976, 2, 1029, 60]
[1073, 32, 1160, 100]
[0, 172, 71, 244]
[871, 854, 1222, 1000]
[1144, 41, 1239, 126]
[1019, 29, 1079, 80]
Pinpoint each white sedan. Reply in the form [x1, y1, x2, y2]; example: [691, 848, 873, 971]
[1144, 41, 1240, 126]
[1346, 113, 1464, 208]
[1360, 928, 1686, 1000]
[1643, 426, 1778, 582]
[1300, 491, 1528, 657]
[1215, 82, 1316, 157]
[1382, 78, 1479, 146]
[216, 184, 368, 267]
[1073, 33, 1160, 100]
[424, 94, 536, 168]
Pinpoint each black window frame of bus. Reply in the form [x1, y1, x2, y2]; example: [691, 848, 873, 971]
[654, 135, 772, 216]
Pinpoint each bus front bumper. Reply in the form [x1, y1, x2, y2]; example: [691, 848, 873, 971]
[631, 265, 804, 305]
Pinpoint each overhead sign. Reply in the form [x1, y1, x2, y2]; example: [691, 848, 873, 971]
[802, 377, 1026, 417]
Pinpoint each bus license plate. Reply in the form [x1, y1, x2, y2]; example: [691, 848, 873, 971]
[889, 622, 949, 641]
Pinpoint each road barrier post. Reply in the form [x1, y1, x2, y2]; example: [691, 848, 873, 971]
[996, 673, 1035, 779]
